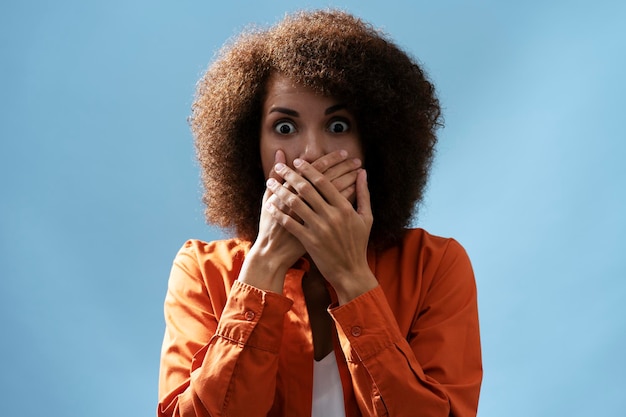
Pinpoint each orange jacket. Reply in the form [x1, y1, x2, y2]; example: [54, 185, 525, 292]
[158, 228, 482, 416]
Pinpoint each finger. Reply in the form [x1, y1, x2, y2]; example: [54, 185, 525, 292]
[310, 149, 348, 174]
[309, 151, 361, 185]
[269, 187, 304, 223]
[340, 184, 356, 201]
[261, 187, 272, 210]
[289, 159, 347, 210]
[268, 150, 287, 182]
[323, 157, 362, 183]
[268, 150, 301, 199]
[308, 152, 360, 200]
[355, 169, 373, 220]
[332, 169, 359, 194]
[266, 176, 316, 221]
[265, 196, 307, 235]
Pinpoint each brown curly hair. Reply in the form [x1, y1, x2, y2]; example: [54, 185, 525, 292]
[191, 9, 442, 249]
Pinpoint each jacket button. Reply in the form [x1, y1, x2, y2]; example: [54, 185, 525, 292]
[351, 326, 362, 337]
[244, 311, 255, 321]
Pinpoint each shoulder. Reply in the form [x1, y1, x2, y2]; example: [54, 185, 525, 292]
[403, 228, 475, 292]
[407, 228, 472, 271]
[169, 238, 252, 287]
[382, 228, 469, 263]
[373, 228, 474, 287]
[174, 238, 251, 267]
[402, 227, 464, 248]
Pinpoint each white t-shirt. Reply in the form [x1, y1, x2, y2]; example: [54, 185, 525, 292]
[311, 352, 346, 417]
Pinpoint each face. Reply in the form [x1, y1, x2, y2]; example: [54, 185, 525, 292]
[260, 74, 363, 178]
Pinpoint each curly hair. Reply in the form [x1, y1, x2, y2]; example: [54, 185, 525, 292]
[191, 9, 442, 249]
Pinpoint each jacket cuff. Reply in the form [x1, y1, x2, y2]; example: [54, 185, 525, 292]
[215, 280, 293, 353]
[330, 285, 401, 362]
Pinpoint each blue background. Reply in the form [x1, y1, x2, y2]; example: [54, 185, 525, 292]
[1, 1, 624, 415]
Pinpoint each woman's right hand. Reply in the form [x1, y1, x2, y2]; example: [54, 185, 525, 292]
[238, 149, 361, 293]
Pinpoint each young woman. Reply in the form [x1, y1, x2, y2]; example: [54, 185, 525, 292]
[158, 10, 482, 417]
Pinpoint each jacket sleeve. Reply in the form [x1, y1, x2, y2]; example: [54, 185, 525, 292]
[157, 242, 293, 417]
[329, 239, 482, 417]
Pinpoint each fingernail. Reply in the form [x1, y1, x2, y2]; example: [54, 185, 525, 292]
[293, 158, 303, 167]
[340, 150, 348, 158]
[352, 158, 361, 167]
[266, 178, 278, 187]
[275, 162, 285, 172]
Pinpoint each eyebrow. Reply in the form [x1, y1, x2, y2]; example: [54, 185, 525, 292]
[325, 103, 347, 115]
[269, 107, 299, 117]
[268, 103, 348, 117]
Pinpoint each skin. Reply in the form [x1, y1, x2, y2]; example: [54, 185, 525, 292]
[258, 74, 364, 200]
[238, 74, 379, 358]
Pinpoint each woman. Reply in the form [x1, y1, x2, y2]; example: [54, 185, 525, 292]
[158, 10, 482, 417]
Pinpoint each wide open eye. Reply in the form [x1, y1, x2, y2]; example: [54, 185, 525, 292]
[274, 121, 296, 135]
[328, 120, 349, 133]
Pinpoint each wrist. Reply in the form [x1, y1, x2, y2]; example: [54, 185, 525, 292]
[332, 268, 378, 305]
[238, 247, 291, 294]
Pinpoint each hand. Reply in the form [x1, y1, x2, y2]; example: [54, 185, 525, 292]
[239, 150, 362, 293]
[258, 149, 362, 265]
[266, 159, 378, 303]
[310, 150, 362, 203]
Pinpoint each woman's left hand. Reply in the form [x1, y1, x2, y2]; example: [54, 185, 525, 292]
[265, 158, 379, 304]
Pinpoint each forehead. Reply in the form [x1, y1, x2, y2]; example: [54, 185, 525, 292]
[264, 74, 304, 96]
[262, 74, 337, 110]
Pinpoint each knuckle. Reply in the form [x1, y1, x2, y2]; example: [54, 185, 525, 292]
[311, 175, 326, 188]
[312, 159, 328, 171]
[276, 215, 288, 227]
[281, 169, 293, 181]
[285, 195, 299, 208]
[338, 201, 354, 214]
[298, 181, 314, 195]
[328, 213, 341, 226]
[276, 199, 289, 210]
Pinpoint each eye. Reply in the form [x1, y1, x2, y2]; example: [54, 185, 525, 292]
[274, 121, 296, 135]
[328, 120, 349, 133]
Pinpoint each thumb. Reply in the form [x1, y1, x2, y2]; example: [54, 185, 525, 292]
[269, 150, 286, 181]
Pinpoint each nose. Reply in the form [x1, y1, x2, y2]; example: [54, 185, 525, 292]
[300, 132, 325, 163]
